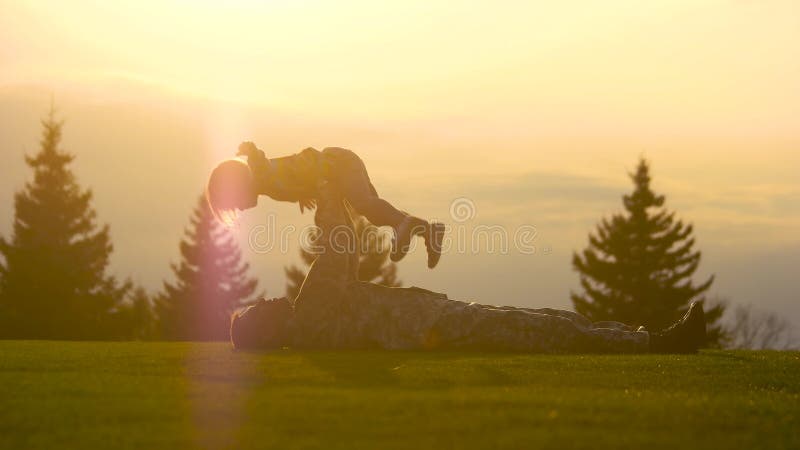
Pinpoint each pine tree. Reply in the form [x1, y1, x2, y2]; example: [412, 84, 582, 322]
[155, 196, 260, 341]
[285, 213, 401, 299]
[571, 157, 725, 344]
[0, 107, 129, 339]
[112, 286, 156, 340]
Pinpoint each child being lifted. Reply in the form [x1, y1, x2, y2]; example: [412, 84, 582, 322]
[206, 142, 445, 269]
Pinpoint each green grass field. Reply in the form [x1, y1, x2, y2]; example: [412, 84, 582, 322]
[1, 342, 798, 450]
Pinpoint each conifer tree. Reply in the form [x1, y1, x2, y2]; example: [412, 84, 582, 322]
[155, 196, 259, 341]
[0, 107, 129, 339]
[285, 213, 400, 299]
[571, 158, 725, 343]
[113, 286, 156, 340]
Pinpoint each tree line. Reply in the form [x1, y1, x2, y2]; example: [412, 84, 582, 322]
[0, 109, 795, 348]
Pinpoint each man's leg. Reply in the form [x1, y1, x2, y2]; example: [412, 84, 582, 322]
[294, 185, 358, 306]
[487, 305, 594, 328]
[492, 305, 641, 331]
[291, 184, 364, 348]
[428, 303, 651, 353]
[429, 301, 706, 354]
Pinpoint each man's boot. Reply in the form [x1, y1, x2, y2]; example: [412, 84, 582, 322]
[649, 302, 707, 354]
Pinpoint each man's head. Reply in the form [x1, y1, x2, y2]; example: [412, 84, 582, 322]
[206, 158, 257, 226]
[230, 297, 294, 350]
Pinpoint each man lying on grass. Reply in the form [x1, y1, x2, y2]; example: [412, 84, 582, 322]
[215, 169, 707, 355]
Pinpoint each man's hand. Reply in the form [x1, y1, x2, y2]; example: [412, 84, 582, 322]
[299, 197, 316, 214]
[237, 141, 260, 159]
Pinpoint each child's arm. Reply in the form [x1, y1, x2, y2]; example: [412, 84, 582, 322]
[237, 141, 270, 177]
[238, 142, 317, 212]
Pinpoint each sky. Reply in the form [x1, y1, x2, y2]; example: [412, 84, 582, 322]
[1, 0, 798, 328]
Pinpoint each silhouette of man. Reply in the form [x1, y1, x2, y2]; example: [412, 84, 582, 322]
[229, 183, 707, 354]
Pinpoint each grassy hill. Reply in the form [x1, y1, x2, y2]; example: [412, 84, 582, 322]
[1, 341, 798, 449]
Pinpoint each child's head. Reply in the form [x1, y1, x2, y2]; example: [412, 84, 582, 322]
[230, 297, 293, 350]
[206, 158, 257, 226]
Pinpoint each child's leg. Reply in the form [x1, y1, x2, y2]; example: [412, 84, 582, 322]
[323, 147, 408, 227]
[322, 147, 443, 268]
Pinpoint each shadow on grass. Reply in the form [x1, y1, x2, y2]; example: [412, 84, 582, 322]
[699, 351, 757, 362]
[297, 351, 527, 388]
[233, 349, 522, 388]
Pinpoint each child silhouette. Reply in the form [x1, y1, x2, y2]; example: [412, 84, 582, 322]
[206, 142, 444, 268]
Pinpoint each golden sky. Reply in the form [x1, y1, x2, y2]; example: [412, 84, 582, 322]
[2, 1, 798, 182]
[1, 0, 798, 321]
[2, 0, 798, 123]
